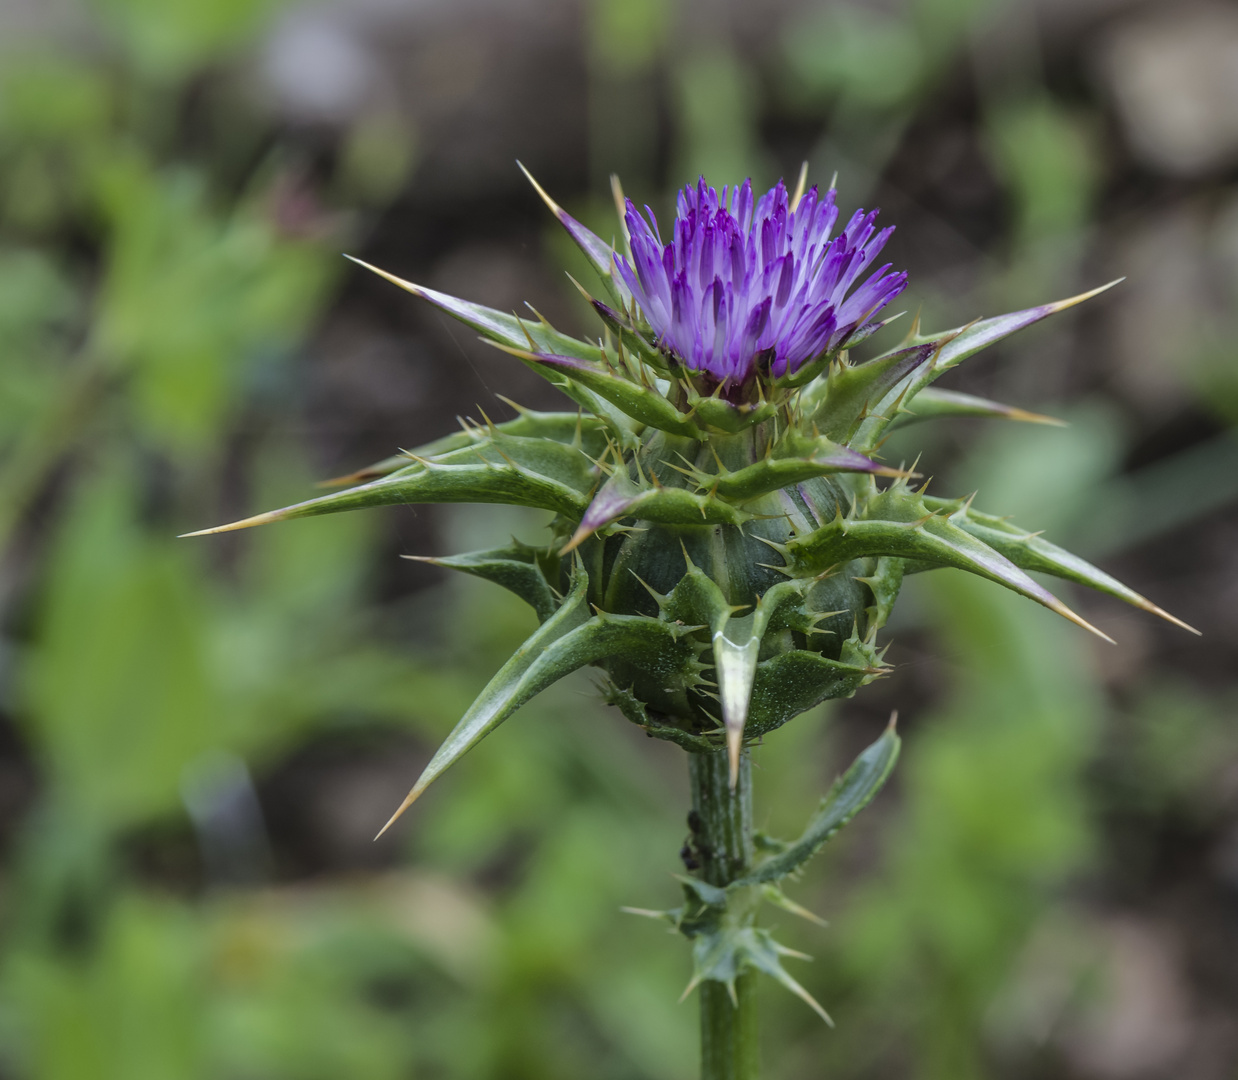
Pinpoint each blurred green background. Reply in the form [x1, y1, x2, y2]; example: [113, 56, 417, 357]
[0, 0, 1236, 1077]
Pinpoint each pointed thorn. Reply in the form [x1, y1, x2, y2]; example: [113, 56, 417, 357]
[373, 786, 421, 840]
[619, 906, 669, 920]
[679, 976, 702, 1004]
[1048, 278, 1124, 313]
[782, 973, 835, 1027]
[179, 508, 287, 537]
[790, 161, 809, 211]
[1006, 406, 1069, 426]
[679, 539, 696, 570]
[493, 393, 530, 414]
[565, 272, 596, 306]
[900, 306, 923, 346]
[559, 525, 592, 555]
[344, 254, 428, 300]
[1048, 598, 1117, 644]
[517, 159, 566, 220]
[610, 173, 630, 248]
[1136, 599, 1201, 636]
[887, 709, 899, 732]
[764, 885, 830, 927]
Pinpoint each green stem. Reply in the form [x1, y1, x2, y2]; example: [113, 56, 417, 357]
[690, 749, 758, 1080]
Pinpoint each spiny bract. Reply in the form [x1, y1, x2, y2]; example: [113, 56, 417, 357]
[187, 166, 1195, 840]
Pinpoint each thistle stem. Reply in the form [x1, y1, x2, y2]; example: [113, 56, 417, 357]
[690, 748, 758, 1080]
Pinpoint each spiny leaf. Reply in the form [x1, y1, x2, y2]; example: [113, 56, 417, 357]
[782, 498, 1114, 641]
[858, 556, 905, 636]
[699, 435, 910, 502]
[736, 718, 900, 885]
[655, 557, 733, 627]
[518, 161, 632, 307]
[564, 470, 753, 552]
[686, 391, 780, 434]
[575, 287, 669, 375]
[345, 255, 604, 362]
[682, 925, 833, 1026]
[378, 582, 705, 835]
[847, 282, 1119, 453]
[495, 345, 705, 440]
[375, 566, 593, 836]
[923, 495, 1199, 634]
[741, 928, 834, 1026]
[709, 580, 827, 783]
[761, 884, 829, 927]
[805, 343, 936, 443]
[346, 256, 644, 433]
[404, 542, 561, 623]
[182, 433, 597, 536]
[321, 407, 611, 487]
[908, 280, 1121, 374]
[602, 680, 717, 751]
[745, 648, 880, 738]
[890, 387, 1065, 429]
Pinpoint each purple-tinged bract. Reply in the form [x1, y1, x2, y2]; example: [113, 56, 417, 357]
[615, 178, 908, 386]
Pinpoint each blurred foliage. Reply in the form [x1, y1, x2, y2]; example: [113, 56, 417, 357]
[0, 0, 1236, 1078]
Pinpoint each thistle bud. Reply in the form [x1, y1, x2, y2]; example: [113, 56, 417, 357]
[184, 168, 1195, 831]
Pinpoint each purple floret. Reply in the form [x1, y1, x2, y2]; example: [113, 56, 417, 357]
[614, 177, 907, 385]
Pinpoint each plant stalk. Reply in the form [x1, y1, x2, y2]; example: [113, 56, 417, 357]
[690, 748, 758, 1080]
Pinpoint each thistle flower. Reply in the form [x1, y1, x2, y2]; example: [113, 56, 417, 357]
[185, 167, 1195, 1027]
[617, 178, 907, 386]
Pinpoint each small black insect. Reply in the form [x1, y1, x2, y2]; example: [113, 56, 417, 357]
[679, 841, 700, 872]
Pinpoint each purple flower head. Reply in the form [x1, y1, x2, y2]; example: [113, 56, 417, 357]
[615, 177, 907, 386]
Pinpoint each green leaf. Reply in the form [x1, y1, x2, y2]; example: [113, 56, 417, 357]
[602, 680, 717, 751]
[700, 433, 906, 502]
[889, 387, 1065, 429]
[586, 296, 671, 374]
[687, 392, 780, 434]
[407, 542, 561, 623]
[804, 343, 936, 443]
[682, 924, 833, 1025]
[922, 495, 1198, 634]
[782, 488, 1113, 640]
[565, 470, 753, 550]
[321, 408, 611, 486]
[707, 580, 830, 775]
[380, 586, 706, 834]
[375, 565, 593, 834]
[655, 558, 732, 628]
[736, 721, 901, 885]
[183, 433, 598, 536]
[345, 256, 605, 363]
[909, 281, 1120, 375]
[502, 347, 704, 439]
[518, 162, 633, 307]
[857, 555, 905, 635]
[847, 282, 1120, 452]
[745, 649, 880, 738]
